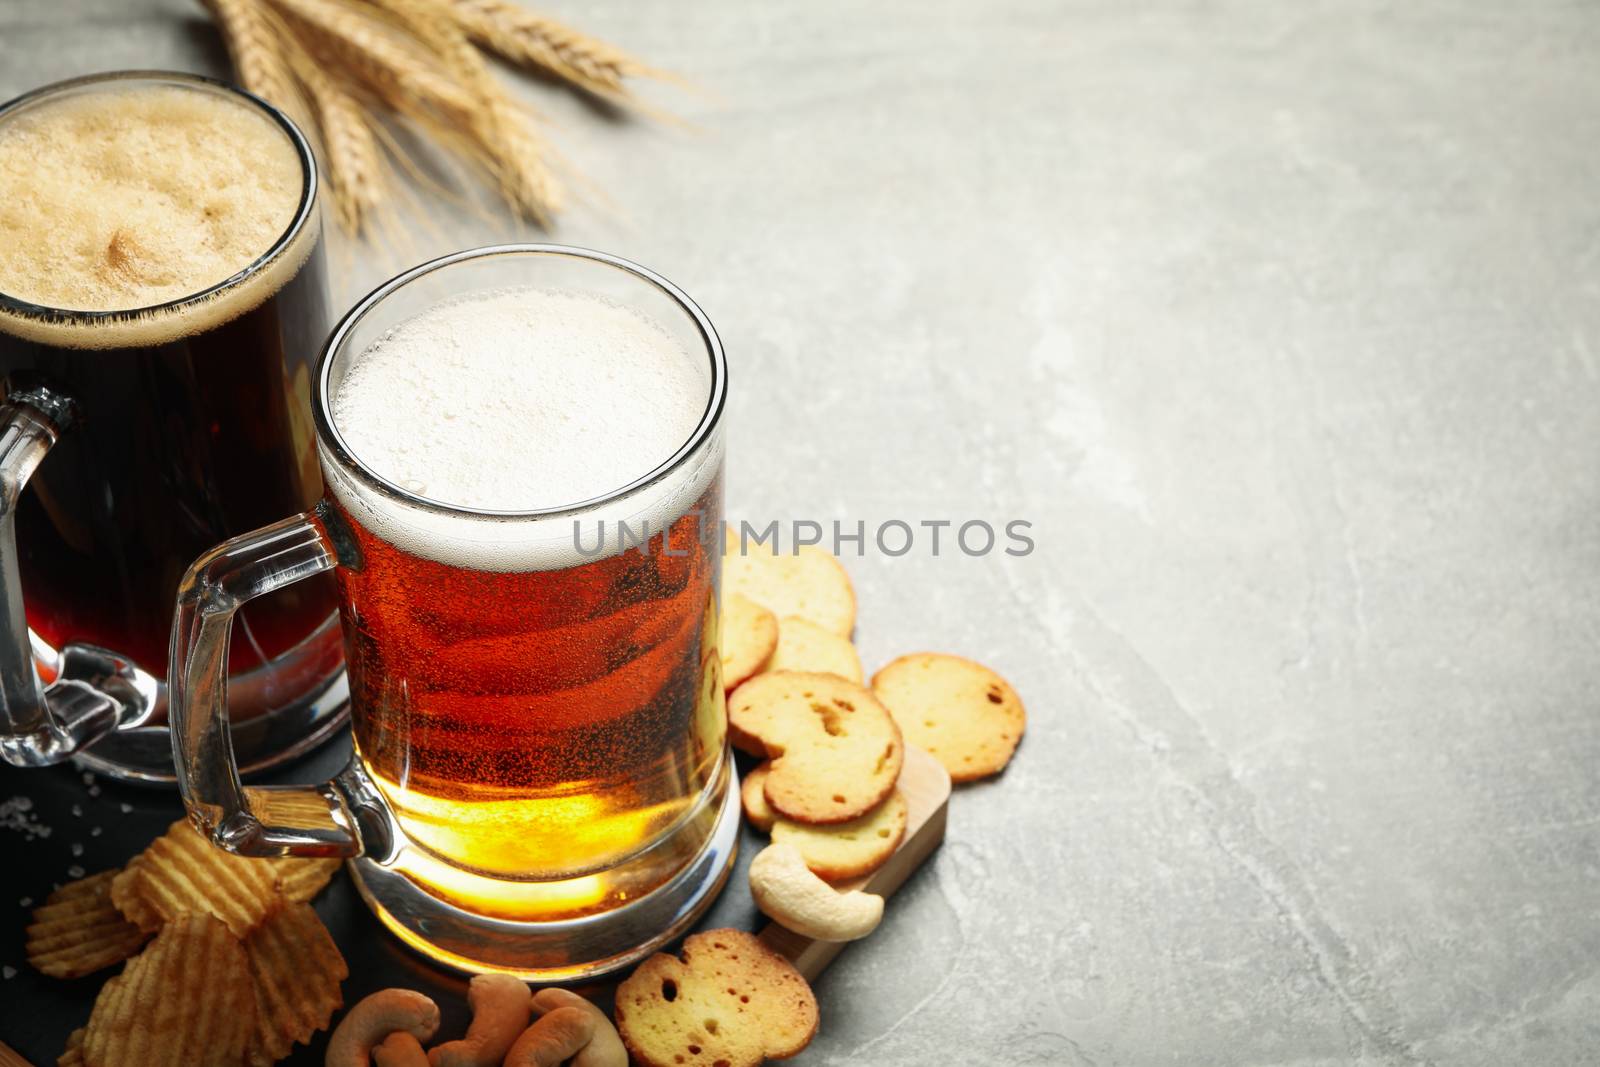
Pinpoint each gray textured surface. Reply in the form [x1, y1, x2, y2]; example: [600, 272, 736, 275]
[6, 1, 1600, 1064]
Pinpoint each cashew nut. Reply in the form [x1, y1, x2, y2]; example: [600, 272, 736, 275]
[530, 988, 627, 1067]
[502, 1006, 595, 1067]
[326, 989, 441, 1067]
[427, 973, 530, 1067]
[749, 842, 883, 941]
[372, 1033, 430, 1067]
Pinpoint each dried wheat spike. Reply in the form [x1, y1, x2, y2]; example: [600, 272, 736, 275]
[367, 0, 562, 220]
[274, 11, 387, 231]
[445, 0, 658, 99]
[266, 0, 480, 126]
[201, 0, 302, 114]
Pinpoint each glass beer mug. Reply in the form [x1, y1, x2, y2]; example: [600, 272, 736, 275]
[0, 72, 346, 779]
[171, 246, 738, 979]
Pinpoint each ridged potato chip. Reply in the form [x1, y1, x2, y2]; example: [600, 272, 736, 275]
[244, 902, 348, 1065]
[59, 1027, 84, 1067]
[271, 857, 343, 903]
[83, 913, 256, 1067]
[26, 870, 149, 978]
[110, 820, 279, 937]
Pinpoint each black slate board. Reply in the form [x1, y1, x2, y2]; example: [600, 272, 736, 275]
[0, 731, 772, 1067]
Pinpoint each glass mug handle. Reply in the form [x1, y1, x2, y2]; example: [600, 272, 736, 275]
[0, 388, 158, 767]
[169, 508, 386, 859]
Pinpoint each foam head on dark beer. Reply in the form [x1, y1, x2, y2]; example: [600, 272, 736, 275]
[325, 287, 717, 570]
[0, 81, 310, 347]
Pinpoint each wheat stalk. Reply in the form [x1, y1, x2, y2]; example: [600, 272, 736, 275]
[444, 0, 658, 100]
[270, 10, 387, 232]
[203, 0, 658, 234]
[201, 0, 303, 116]
[361, 0, 561, 220]
[265, 0, 480, 127]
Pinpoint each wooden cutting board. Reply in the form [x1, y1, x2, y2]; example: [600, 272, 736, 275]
[758, 744, 952, 981]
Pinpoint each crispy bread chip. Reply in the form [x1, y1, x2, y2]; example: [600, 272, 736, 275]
[616, 929, 817, 1067]
[722, 535, 855, 637]
[729, 672, 903, 824]
[744, 762, 909, 881]
[719, 593, 778, 691]
[766, 616, 863, 683]
[771, 789, 909, 882]
[872, 653, 1025, 782]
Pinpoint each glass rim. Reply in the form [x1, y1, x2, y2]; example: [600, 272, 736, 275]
[313, 243, 729, 522]
[0, 69, 318, 326]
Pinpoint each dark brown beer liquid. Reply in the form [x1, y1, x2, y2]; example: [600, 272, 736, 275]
[0, 252, 338, 675]
[0, 78, 338, 693]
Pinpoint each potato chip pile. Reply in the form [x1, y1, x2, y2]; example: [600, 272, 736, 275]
[25, 818, 346, 1067]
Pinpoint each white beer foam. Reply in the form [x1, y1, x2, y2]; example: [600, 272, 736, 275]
[0, 82, 309, 348]
[325, 286, 717, 571]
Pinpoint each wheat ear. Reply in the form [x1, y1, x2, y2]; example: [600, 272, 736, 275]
[265, 0, 480, 126]
[363, 0, 561, 221]
[200, 0, 304, 116]
[268, 10, 387, 232]
[444, 0, 659, 99]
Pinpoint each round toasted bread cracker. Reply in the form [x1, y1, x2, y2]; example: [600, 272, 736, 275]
[729, 671, 903, 824]
[719, 592, 777, 691]
[871, 653, 1025, 782]
[722, 534, 855, 636]
[767, 615, 863, 683]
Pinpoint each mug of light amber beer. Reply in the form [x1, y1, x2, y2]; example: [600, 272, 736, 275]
[170, 245, 736, 978]
[0, 72, 345, 779]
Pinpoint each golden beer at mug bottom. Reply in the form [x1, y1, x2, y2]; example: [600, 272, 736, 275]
[323, 284, 725, 922]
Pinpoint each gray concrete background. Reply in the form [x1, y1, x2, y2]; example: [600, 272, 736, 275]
[5, 1, 1600, 1064]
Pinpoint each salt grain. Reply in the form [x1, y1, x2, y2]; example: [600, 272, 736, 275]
[0, 796, 52, 840]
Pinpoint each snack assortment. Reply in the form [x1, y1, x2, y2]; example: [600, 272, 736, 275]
[20, 535, 1022, 1067]
[721, 533, 1026, 980]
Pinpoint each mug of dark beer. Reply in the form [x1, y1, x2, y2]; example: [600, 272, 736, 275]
[0, 72, 346, 778]
[170, 245, 737, 980]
